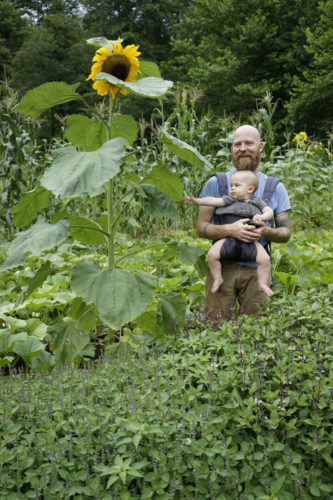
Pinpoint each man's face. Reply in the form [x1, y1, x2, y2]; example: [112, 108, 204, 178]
[231, 128, 263, 172]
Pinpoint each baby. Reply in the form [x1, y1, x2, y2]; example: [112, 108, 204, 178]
[184, 170, 274, 296]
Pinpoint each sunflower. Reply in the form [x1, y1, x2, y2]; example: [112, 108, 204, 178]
[87, 37, 141, 99]
[293, 131, 308, 144]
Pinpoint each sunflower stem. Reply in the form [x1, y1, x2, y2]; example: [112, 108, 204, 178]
[106, 93, 117, 268]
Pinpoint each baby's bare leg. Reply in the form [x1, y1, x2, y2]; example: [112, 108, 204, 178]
[207, 239, 226, 293]
[255, 242, 273, 297]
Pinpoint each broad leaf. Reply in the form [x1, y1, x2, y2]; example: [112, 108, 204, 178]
[157, 292, 186, 335]
[13, 337, 45, 361]
[176, 243, 206, 265]
[86, 37, 120, 49]
[71, 263, 156, 329]
[96, 73, 173, 98]
[26, 318, 48, 339]
[12, 185, 51, 228]
[41, 138, 128, 199]
[139, 61, 161, 78]
[65, 114, 107, 151]
[141, 165, 183, 202]
[67, 298, 98, 333]
[160, 128, 213, 169]
[49, 318, 90, 365]
[112, 115, 138, 146]
[1, 219, 69, 270]
[16, 260, 53, 306]
[14, 82, 82, 117]
[140, 185, 179, 218]
[69, 216, 107, 245]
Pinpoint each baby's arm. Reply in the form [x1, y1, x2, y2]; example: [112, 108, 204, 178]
[184, 194, 225, 207]
[252, 206, 274, 225]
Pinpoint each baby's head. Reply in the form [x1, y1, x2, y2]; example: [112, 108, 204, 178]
[230, 170, 258, 200]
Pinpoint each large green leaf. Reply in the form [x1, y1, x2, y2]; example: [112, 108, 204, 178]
[14, 82, 82, 117]
[16, 260, 53, 306]
[41, 138, 128, 199]
[141, 164, 183, 202]
[12, 185, 51, 228]
[49, 318, 90, 365]
[140, 184, 179, 218]
[71, 262, 156, 329]
[13, 337, 45, 361]
[69, 216, 107, 245]
[1, 219, 69, 270]
[65, 114, 107, 152]
[86, 37, 120, 49]
[157, 292, 187, 335]
[176, 243, 207, 265]
[139, 61, 161, 78]
[96, 73, 173, 98]
[160, 128, 213, 169]
[112, 115, 138, 146]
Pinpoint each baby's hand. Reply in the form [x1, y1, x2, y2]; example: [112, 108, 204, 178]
[184, 194, 198, 206]
[252, 214, 262, 225]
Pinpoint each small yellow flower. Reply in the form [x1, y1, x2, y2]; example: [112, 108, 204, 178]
[87, 37, 141, 99]
[328, 153, 333, 161]
[293, 131, 308, 144]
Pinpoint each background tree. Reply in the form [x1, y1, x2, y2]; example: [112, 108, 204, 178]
[287, 0, 333, 137]
[169, 0, 321, 132]
[0, 1, 27, 79]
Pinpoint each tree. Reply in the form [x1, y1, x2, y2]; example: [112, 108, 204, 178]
[287, 0, 333, 136]
[169, 0, 321, 127]
[81, 0, 192, 68]
[0, 1, 27, 78]
[11, 13, 91, 93]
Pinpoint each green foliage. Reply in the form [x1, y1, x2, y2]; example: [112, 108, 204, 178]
[287, 0, 333, 136]
[1, 286, 332, 497]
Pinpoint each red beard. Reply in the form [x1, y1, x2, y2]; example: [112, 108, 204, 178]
[232, 150, 261, 171]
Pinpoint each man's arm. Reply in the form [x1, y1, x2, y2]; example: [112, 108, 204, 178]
[196, 206, 260, 242]
[255, 210, 291, 243]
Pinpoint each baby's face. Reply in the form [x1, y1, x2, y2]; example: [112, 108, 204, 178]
[230, 177, 252, 200]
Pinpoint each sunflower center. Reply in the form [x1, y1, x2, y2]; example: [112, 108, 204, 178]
[102, 55, 131, 81]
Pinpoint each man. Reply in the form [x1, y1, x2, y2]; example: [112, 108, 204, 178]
[197, 125, 291, 318]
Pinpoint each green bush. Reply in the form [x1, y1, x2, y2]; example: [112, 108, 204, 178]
[1, 286, 332, 499]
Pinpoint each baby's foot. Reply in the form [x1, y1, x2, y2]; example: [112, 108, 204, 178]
[211, 278, 223, 294]
[259, 283, 274, 297]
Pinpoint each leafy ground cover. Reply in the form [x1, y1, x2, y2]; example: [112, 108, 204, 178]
[1, 285, 332, 499]
[0, 230, 332, 370]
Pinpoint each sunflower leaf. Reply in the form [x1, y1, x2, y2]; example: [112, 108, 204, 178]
[41, 138, 128, 199]
[65, 114, 107, 151]
[86, 37, 121, 50]
[14, 82, 82, 118]
[159, 128, 213, 169]
[139, 185, 179, 218]
[138, 61, 161, 78]
[140, 164, 183, 201]
[96, 73, 173, 98]
[71, 263, 156, 329]
[12, 185, 52, 228]
[1, 219, 69, 271]
[112, 115, 138, 145]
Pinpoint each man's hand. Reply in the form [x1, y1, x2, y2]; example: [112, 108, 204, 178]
[228, 219, 261, 242]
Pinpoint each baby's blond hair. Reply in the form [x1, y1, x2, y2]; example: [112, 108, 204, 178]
[231, 170, 258, 191]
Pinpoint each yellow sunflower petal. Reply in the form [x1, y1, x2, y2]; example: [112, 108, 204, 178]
[87, 37, 141, 98]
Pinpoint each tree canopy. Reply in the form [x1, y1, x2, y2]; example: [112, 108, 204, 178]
[2, 0, 332, 139]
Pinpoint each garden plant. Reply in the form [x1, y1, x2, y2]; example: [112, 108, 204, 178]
[0, 32, 333, 499]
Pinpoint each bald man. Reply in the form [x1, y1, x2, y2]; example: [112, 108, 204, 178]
[197, 125, 291, 319]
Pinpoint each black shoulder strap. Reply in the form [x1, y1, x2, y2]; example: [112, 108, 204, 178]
[263, 176, 281, 204]
[211, 172, 228, 197]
